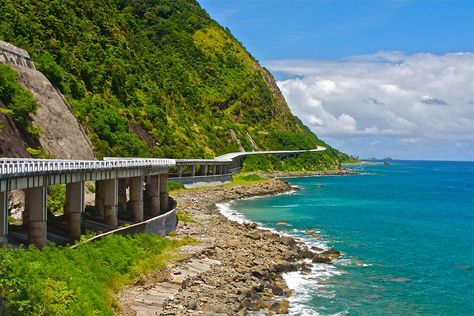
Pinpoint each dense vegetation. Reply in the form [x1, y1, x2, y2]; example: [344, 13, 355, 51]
[242, 151, 352, 172]
[0, 0, 353, 167]
[0, 234, 191, 315]
[0, 64, 38, 136]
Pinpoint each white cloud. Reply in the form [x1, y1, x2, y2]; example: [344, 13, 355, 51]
[265, 52, 474, 160]
[400, 137, 421, 144]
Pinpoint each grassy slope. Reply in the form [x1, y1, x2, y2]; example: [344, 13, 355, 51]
[0, 234, 193, 315]
[0, 0, 353, 166]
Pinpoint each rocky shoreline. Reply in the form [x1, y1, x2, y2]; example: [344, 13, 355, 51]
[119, 179, 341, 315]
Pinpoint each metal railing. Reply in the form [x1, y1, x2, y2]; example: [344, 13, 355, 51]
[0, 158, 176, 179]
[105, 157, 232, 164]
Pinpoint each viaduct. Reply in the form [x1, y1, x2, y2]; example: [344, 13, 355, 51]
[0, 147, 325, 248]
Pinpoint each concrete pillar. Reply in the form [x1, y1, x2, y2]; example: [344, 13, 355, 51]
[22, 192, 29, 225]
[102, 179, 118, 227]
[160, 173, 169, 213]
[64, 185, 71, 217]
[212, 165, 217, 175]
[129, 176, 144, 222]
[67, 182, 84, 240]
[198, 165, 207, 176]
[191, 165, 196, 177]
[118, 178, 128, 215]
[146, 175, 160, 217]
[95, 180, 105, 216]
[178, 165, 183, 178]
[0, 191, 8, 246]
[25, 186, 47, 248]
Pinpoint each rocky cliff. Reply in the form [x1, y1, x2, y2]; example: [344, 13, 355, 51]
[0, 41, 94, 159]
[13, 65, 95, 159]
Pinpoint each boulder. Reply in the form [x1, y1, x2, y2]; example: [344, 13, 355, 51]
[262, 230, 277, 239]
[321, 248, 341, 260]
[298, 249, 314, 259]
[280, 236, 297, 248]
[269, 299, 290, 314]
[251, 266, 267, 278]
[311, 246, 324, 252]
[245, 229, 261, 240]
[312, 254, 332, 264]
[274, 260, 293, 273]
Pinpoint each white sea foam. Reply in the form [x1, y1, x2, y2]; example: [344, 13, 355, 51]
[216, 201, 349, 315]
[216, 202, 251, 225]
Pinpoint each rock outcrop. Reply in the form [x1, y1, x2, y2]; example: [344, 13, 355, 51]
[0, 108, 30, 157]
[0, 41, 95, 160]
[11, 64, 95, 160]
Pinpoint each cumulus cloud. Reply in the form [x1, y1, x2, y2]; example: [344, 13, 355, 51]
[265, 52, 474, 160]
[420, 96, 448, 105]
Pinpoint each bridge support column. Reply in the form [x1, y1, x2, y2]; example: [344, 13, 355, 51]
[26, 186, 47, 248]
[1, 191, 8, 246]
[118, 178, 128, 215]
[160, 173, 169, 213]
[198, 165, 207, 176]
[212, 165, 217, 175]
[95, 180, 105, 216]
[102, 179, 118, 227]
[178, 165, 183, 178]
[191, 165, 196, 177]
[67, 182, 84, 240]
[146, 176, 160, 217]
[64, 185, 71, 218]
[129, 176, 144, 222]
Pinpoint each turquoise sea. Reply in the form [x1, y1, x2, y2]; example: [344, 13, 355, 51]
[219, 161, 474, 315]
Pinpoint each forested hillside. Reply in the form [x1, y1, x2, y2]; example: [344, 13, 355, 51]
[0, 0, 353, 166]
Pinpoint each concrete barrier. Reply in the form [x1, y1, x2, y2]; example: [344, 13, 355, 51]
[72, 197, 178, 247]
[169, 174, 232, 186]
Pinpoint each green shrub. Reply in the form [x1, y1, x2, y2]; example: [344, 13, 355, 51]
[0, 234, 190, 315]
[26, 147, 50, 159]
[86, 183, 96, 193]
[48, 184, 66, 215]
[240, 174, 263, 181]
[0, 64, 38, 134]
[242, 155, 271, 172]
[168, 181, 185, 191]
[177, 210, 193, 222]
[35, 53, 66, 91]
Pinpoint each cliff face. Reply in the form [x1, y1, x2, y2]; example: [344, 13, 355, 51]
[0, 0, 352, 164]
[0, 41, 94, 159]
[13, 65, 95, 160]
[0, 107, 30, 157]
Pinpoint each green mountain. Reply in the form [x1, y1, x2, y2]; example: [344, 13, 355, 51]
[0, 0, 353, 167]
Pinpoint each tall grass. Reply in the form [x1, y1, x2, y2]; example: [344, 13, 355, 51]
[0, 234, 192, 315]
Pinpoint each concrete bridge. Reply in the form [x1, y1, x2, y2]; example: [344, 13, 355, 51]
[169, 146, 327, 185]
[0, 158, 175, 248]
[0, 147, 326, 248]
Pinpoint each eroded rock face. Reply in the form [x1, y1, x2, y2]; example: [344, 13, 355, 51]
[12, 65, 95, 160]
[0, 111, 30, 157]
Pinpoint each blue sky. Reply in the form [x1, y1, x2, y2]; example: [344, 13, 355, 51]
[198, 0, 474, 160]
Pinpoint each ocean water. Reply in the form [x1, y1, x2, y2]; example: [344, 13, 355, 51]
[220, 161, 474, 315]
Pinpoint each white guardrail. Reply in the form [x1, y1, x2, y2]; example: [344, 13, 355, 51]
[105, 157, 232, 164]
[0, 158, 176, 178]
